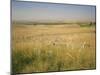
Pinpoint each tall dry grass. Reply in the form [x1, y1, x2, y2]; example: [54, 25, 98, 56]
[12, 24, 96, 73]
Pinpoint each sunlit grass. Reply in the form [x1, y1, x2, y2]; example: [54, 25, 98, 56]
[12, 24, 96, 74]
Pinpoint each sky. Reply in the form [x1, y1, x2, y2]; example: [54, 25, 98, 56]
[12, 0, 96, 23]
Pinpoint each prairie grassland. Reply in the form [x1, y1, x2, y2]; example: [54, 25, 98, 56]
[12, 24, 96, 73]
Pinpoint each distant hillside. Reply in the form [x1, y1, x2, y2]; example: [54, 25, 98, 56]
[12, 21, 96, 26]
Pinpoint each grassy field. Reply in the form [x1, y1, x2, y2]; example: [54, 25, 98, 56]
[12, 24, 96, 73]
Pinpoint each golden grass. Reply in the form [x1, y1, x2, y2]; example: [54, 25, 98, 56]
[12, 24, 96, 73]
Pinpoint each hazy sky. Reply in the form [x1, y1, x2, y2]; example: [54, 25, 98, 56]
[12, 0, 96, 23]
